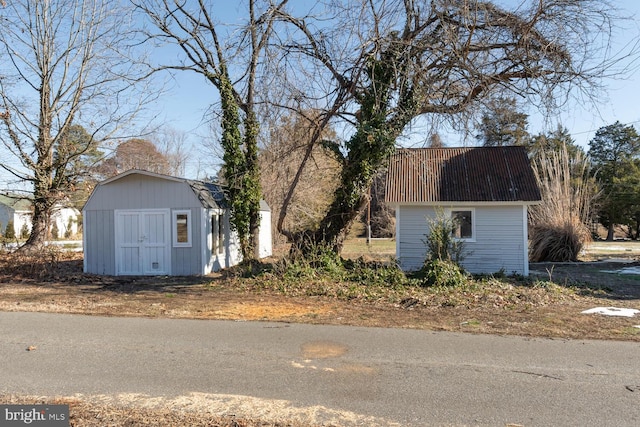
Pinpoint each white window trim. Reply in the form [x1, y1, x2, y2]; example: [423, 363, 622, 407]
[446, 207, 476, 243]
[173, 209, 192, 247]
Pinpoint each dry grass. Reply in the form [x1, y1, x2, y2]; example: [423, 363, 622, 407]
[529, 145, 597, 262]
[0, 394, 323, 427]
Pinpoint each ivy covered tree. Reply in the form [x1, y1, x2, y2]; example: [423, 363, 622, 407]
[275, 0, 628, 255]
[588, 121, 640, 240]
[136, 0, 287, 260]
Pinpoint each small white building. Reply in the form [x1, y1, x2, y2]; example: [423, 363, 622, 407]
[385, 147, 541, 276]
[0, 194, 80, 238]
[82, 170, 272, 276]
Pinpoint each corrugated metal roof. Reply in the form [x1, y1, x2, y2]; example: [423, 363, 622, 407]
[385, 146, 541, 203]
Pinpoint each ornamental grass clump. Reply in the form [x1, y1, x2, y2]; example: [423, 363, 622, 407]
[529, 145, 598, 262]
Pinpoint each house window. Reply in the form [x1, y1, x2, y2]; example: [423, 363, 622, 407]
[451, 209, 474, 240]
[173, 210, 192, 247]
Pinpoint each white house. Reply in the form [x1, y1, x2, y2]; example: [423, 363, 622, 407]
[82, 169, 272, 276]
[0, 194, 80, 238]
[385, 146, 541, 276]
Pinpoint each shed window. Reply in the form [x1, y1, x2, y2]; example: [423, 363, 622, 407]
[451, 209, 474, 240]
[173, 210, 192, 247]
[217, 214, 224, 253]
[211, 213, 224, 254]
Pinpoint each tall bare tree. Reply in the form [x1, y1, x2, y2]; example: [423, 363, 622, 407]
[0, 0, 155, 249]
[154, 127, 190, 177]
[136, 0, 288, 260]
[273, 0, 634, 254]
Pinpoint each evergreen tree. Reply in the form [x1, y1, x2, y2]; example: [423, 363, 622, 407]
[588, 121, 640, 240]
[475, 97, 530, 147]
[526, 125, 584, 160]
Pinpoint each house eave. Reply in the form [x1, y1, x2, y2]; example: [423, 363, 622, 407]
[387, 200, 542, 208]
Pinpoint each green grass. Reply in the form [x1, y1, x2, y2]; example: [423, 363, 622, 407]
[341, 238, 396, 259]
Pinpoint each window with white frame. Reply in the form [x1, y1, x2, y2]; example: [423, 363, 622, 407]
[173, 210, 192, 247]
[450, 209, 474, 241]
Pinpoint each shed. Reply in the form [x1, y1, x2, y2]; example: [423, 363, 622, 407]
[82, 170, 272, 276]
[385, 146, 541, 275]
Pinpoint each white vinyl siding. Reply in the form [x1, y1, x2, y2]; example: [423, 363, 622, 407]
[396, 204, 528, 275]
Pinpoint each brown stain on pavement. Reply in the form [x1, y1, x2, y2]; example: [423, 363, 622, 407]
[301, 341, 348, 359]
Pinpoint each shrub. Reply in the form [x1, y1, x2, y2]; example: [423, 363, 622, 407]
[51, 222, 59, 240]
[20, 223, 29, 239]
[423, 210, 467, 265]
[530, 222, 590, 262]
[343, 257, 409, 287]
[4, 220, 15, 240]
[421, 259, 468, 287]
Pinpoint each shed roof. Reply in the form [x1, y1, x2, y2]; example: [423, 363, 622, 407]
[385, 147, 541, 204]
[187, 179, 227, 209]
[93, 169, 270, 211]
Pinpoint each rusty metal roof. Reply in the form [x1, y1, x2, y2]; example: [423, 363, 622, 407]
[385, 146, 541, 203]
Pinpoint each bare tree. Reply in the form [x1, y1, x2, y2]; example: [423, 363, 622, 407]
[136, 0, 288, 260]
[154, 127, 190, 177]
[0, 0, 155, 249]
[273, 0, 634, 254]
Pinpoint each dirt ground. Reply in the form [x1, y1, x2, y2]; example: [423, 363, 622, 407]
[1, 249, 640, 426]
[0, 251, 639, 341]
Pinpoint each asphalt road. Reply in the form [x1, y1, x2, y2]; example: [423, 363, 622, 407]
[1, 311, 639, 426]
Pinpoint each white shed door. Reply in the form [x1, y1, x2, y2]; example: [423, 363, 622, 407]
[115, 210, 170, 275]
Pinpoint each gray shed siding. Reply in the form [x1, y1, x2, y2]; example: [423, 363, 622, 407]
[83, 170, 269, 276]
[84, 174, 206, 275]
[396, 204, 528, 275]
[85, 174, 203, 210]
[171, 207, 203, 275]
[83, 210, 116, 275]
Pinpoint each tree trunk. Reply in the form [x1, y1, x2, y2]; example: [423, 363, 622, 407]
[295, 120, 399, 255]
[606, 223, 615, 241]
[20, 193, 52, 252]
